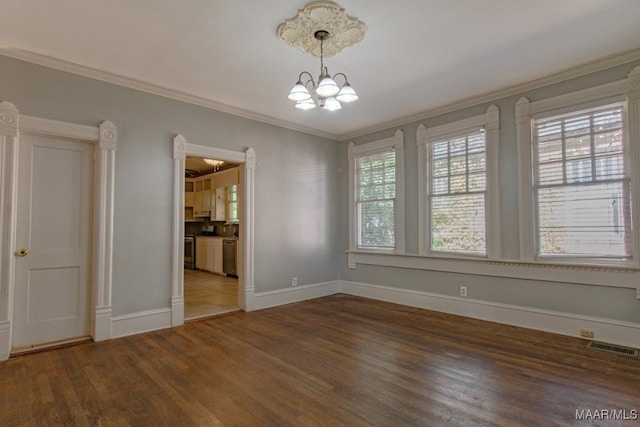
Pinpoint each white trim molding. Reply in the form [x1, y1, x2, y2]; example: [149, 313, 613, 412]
[416, 105, 501, 258]
[0, 102, 18, 361]
[0, 104, 116, 360]
[111, 308, 172, 339]
[339, 280, 640, 349]
[516, 67, 640, 267]
[254, 281, 341, 310]
[3, 45, 639, 142]
[346, 251, 640, 292]
[171, 135, 256, 326]
[348, 130, 405, 253]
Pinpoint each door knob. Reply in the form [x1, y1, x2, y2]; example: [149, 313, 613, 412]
[15, 248, 29, 257]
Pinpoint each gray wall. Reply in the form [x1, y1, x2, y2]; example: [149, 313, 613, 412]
[0, 55, 340, 316]
[338, 60, 640, 323]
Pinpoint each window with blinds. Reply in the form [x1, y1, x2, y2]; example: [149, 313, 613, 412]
[533, 103, 631, 258]
[428, 130, 487, 255]
[356, 149, 396, 249]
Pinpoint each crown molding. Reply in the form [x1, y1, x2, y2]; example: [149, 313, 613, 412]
[0, 46, 339, 141]
[2, 45, 640, 143]
[337, 48, 640, 141]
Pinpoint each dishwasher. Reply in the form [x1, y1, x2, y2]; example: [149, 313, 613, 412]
[223, 239, 237, 276]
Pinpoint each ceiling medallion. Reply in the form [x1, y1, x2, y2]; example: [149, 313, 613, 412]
[277, 1, 367, 58]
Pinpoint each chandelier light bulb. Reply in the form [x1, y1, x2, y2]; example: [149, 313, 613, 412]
[316, 75, 340, 98]
[295, 98, 317, 110]
[323, 97, 342, 111]
[288, 81, 312, 101]
[336, 83, 358, 103]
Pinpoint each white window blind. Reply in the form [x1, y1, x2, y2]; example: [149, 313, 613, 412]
[429, 130, 487, 255]
[356, 149, 396, 249]
[533, 103, 631, 258]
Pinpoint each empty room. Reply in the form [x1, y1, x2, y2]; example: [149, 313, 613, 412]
[1, 1, 639, 426]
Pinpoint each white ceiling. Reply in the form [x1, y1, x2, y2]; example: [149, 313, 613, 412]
[1, 0, 640, 140]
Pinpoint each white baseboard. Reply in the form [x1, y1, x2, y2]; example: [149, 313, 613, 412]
[94, 306, 112, 342]
[111, 308, 172, 339]
[340, 280, 640, 349]
[254, 280, 341, 310]
[171, 296, 184, 327]
[0, 320, 10, 361]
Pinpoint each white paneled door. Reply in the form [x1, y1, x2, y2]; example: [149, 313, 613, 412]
[12, 134, 93, 351]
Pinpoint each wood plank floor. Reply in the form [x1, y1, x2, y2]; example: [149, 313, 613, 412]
[1, 294, 639, 426]
[184, 270, 239, 321]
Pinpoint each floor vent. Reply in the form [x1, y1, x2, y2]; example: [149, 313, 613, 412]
[587, 341, 638, 357]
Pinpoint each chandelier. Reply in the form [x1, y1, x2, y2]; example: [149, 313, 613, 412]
[203, 158, 224, 171]
[287, 30, 358, 111]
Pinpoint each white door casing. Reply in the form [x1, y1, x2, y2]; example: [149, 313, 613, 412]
[12, 134, 93, 350]
[0, 101, 116, 360]
[171, 135, 255, 326]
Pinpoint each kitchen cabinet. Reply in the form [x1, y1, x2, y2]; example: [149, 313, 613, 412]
[195, 237, 207, 270]
[195, 236, 224, 275]
[212, 187, 226, 221]
[194, 176, 213, 217]
[185, 179, 202, 222]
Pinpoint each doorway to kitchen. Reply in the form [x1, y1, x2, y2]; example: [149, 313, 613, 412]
[183, 155, 240, 321]
[171, 135, 256, 327]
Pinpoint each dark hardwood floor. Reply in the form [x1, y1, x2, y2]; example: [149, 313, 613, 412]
[1, 294, 638, 426]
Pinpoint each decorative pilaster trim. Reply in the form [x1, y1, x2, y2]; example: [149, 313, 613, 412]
[416, 124, 427, 255]
[243, 147, 256, 311]
[347, 142, 356, 252]
[93, 120, 117, 341]
[173, 134, 187, 160]
[99, 121, 117, 151]
[171, 140, 185, 325]
[626, 66, 640, 270]
[515, 97, 535, 261]
[485, 105, 501, 259]
[627, 65, 640, 99]
[0, 321, 10, 361]
[394, 129, 405, 254]
[171, 296, 184, 326]
[245, 147, 256, 170]
[0, 102, 18, 137]
[0, 103, 18, 360]
[93, 306, 112, 342]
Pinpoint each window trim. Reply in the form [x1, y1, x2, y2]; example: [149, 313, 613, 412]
[516, 75, 640, 267]
[348, 130, 405, 253]
[417, 105, 501, 259]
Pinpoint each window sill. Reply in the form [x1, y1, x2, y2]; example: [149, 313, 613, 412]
[346, 250, 640, 293]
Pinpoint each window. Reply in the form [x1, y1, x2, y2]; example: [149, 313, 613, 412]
[532, 103, 631, 259]
[227, 184, 238, 223]
[348, 131, 405, 252]
[356, 150, 396, 249]
[428, 130, 487, 255]
[517, 74, 640, 265]
[418, 105, 500, 258]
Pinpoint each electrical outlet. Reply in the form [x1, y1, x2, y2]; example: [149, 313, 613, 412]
[580, 329, 594, 338]
[460, 286, 468, 297]
[291, 277, 298, 287]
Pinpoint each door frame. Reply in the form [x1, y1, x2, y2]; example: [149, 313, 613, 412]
[171, 135, 256, 326]
[0, 101, 116, 360]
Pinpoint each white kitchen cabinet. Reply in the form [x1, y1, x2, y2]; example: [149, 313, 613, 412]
[213, 187, 226, 221]
[195, 237, 207, 270]
[196, 236, 224, 274]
